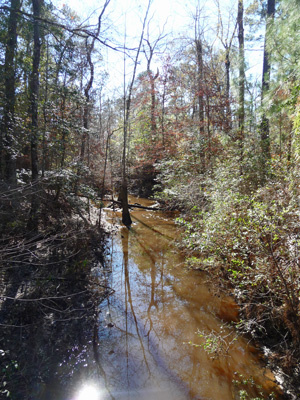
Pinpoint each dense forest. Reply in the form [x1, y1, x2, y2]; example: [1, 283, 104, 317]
[0, 0, 300, 398]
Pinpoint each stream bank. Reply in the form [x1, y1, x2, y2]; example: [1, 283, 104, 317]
[0, 191, 109, 400]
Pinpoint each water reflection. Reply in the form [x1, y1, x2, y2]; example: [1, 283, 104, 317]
[121, 228, 152, 376]
[96, 198, 282, 400]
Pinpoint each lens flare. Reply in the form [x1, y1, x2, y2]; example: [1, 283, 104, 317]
[76, 384, 101, 400]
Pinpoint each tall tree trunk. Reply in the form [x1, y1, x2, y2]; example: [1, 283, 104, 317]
[225, 48, 230, 106]
[60, 75, 67, 169]
[2, 0, 21, 185]
[27, 0, 42, 232]
[161, 80, 166, 150]
[260, 0, 275, 180]
[42, 37, 49, 177]
[30, 0, 42, 183]
[120, 84, 132, 226]
[206, 96, 211, 169]
[120, 0, 151, 227]
[195, 38, 205, 174]
[143, 28, 165, 140]
[215, 0, 237, 133]
[75, 0, 110, 194]
[238, 0, 245, 174]
[148, 69, 159, 136]
[54, 75, 67, 202]
[224, 48, 232, 131]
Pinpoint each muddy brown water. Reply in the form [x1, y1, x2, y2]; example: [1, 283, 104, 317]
[85, 196, 282, 400]
[47, 196, 283, 400]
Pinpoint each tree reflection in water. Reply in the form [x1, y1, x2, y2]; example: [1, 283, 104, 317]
[96, 201, 282, 400]
[121, 227, 152, 377]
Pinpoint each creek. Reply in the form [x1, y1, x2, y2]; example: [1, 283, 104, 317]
[83, 196, 282, 400]
[0, 196, 284, 400]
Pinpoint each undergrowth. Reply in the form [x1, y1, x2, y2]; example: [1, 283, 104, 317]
[157, 157, 300, 397]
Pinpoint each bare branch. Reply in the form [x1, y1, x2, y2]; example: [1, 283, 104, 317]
[0, 4, 125, 52]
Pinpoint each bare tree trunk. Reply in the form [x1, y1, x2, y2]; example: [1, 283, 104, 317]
[60, 74, 67, 169]
[260, 0, 275, 181]
[98, 105, 114, 227]
[42, 37, 49, 177]
[144, 44, 159, 136]
[238, 0, 245, 174]
[224, 49, 232, 130]
[195, 38, 205, 174]
[54, 74, 68, 202]
[76, 0, 110, 194]
[27, 0, 42, 232]
[215, 0, 237, 133]
[149, 69, 159, 136]
[30, 0, 42, 182]
[120, 63, 132, 226]
[161, 79, 167, 150]
[143, 24, 166, 140]
[120, 0, 152, 227]
[2, 0, 21, 185]
[193, 2, 207, 175]
[206, 96, 211, 169]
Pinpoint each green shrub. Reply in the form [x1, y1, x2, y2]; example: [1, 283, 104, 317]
[178, 159, 300, 374]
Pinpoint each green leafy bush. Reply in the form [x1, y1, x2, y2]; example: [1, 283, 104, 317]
[177, 159, 300, 376]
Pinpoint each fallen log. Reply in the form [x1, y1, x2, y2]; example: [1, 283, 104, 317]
[108, 199, 161, 211]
